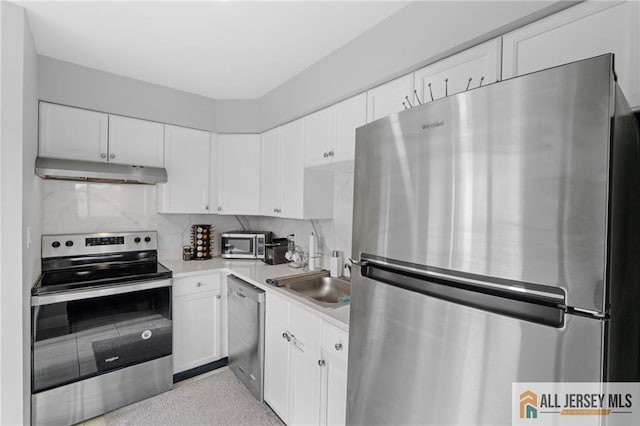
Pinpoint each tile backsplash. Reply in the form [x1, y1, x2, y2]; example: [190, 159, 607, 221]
[42, 169, 354, 266]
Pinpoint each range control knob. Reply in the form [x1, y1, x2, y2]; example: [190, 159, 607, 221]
[134, 237, 141, 243]
[144, 236, 151, 243]
[51, 241, 61, 248]
[65, 240, 74, 247]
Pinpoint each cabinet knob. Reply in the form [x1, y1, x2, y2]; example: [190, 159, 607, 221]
[100, 153, 106, 159]
[273, 208, 277, 213]
[318, 359, 326, 367]
[282, 332, 291, 342]
[109, 153, 115, 159]
[335, 342, 343, 351]
[216, 294, 221, 299]
[217, 206, 222, 212]
[323, 152, 328, 158]
[196, 282, 202, 287]
[205, 205, 209, 210]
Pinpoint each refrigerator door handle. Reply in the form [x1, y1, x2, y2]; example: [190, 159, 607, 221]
[361, 255, 566, 304]
[360, 261, 568, 328]
[349, 258, 369, 267]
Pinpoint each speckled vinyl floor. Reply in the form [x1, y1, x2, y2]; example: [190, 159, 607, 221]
[89, 367, 283, 426]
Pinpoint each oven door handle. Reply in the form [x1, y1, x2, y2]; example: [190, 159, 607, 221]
[31, 279, 172, 306]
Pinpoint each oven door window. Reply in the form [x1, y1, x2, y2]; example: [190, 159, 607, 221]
[31, 286, 171, 393]
[224, 237, 254, 256]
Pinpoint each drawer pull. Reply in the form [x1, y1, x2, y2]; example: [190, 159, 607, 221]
[335, 342, 343, 351]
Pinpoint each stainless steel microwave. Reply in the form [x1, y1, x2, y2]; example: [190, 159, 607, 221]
[221, 231, 272, 259]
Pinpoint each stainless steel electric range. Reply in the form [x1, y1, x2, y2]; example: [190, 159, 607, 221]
[31, 231, 173, 426]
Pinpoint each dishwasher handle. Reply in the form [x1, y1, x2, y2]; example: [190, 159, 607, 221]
[227, 274, 265, 303]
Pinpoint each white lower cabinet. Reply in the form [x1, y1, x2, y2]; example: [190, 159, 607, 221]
[172, 273, 225, 374]
[264, 293, 348, 426]
[319, 322, 349, 426]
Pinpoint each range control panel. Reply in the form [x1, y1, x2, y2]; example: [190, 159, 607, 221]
[42, 231, 158, 258]
[86, 236, 125, 246]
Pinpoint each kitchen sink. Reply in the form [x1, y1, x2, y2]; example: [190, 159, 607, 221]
[282, 276, 351, 309]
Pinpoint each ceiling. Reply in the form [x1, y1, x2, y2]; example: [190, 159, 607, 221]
[21, 1, 409, 99]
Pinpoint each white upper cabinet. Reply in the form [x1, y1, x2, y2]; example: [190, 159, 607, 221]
[217, 134, 261, 215]
[304, 107, 333, 167]
[260, 119, 333, 219]
[107, 115, 164, 167]
[414, 38, 502, 103]
[305, 93, 367, 168]
[333, 93, 367, 163]
[39, 102, 166, 167]
[502, 1, 640, 108]
[158, 125, 214, 214]
[366, 74, 414, 123]
[39, 102, 109, 162]
[260, 127, 281, 216]
[279, 119, 305, 219]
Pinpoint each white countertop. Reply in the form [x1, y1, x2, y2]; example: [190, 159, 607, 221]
[161, 257, 350, 330]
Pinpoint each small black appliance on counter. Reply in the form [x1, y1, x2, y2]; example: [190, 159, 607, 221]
[263, 238, 289, 265]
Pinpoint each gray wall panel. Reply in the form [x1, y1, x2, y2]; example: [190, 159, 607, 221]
[38, 55, 218, 131]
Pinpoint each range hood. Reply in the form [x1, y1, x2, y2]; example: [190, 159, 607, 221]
[35, 157, 167, 184]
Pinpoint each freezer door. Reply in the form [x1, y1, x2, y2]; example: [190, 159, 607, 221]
[352, 55, 614, 313]
[346, 269, 604, 426]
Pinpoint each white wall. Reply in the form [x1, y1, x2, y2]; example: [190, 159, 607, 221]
[0, 1, 38, 423]
[38, 55, 218, 131]
[21, 8, 39, 423]
[42, 181, 242, 259]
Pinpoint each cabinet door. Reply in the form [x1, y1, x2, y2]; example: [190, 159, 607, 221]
[209, 133, 219, 217]
[323, 357, 347, 426]
[414, 38, 501, 103]
[158, 125, 211, 214]
[39, 102, 108, 162]
[260, 128, 281, 216]
[290, 337, 322, 426]
[264, 318, 291, 424]
[332, 93, 367, 163]
[304, 107, 332, 167]
[217, 134, 261, 215]
[502, 1, 640, 108]
[279, 119, 305, 219]
[366, 74, 414, 123]
[107, 115, 164, 167]
[173, 290, 221, 374]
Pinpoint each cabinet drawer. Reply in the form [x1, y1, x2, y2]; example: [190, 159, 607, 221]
[173, 273, 221, 297]
[321, 322, 349, 365]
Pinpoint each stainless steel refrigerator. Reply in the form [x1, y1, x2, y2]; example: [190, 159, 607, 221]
[347, 54, 640, 425]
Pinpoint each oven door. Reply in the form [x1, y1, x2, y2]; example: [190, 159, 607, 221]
[31, 279, 172, 393]
[221, 234, 257, 258]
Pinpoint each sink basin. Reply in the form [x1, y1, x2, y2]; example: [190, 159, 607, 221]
[283, 276, 351, 309]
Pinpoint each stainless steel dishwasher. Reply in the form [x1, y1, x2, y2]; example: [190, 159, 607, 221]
[227, 274, 265, 402]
